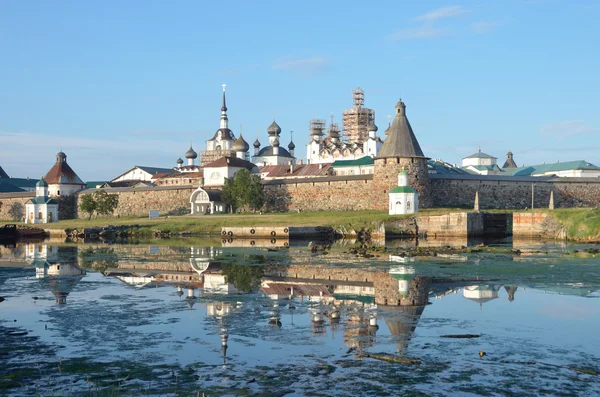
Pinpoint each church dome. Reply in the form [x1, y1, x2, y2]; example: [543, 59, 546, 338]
[288, 140, 295, 150]
[176, 158, 184, 165]
[368, 122, 378, 132]
[36, 177, 48, 188]
[267, 121, 282, 136]
[232, 134, 250, 152]
[185, 146, 198, 159]
[253, 138, 261, 148]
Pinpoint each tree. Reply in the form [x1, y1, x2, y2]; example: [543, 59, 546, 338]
[8, 202, 24, 222]
[78, 191, 119, 219]
[221, 169, 265, 213]
[79, 194, 96, 220]
[221, 176, 238, 213]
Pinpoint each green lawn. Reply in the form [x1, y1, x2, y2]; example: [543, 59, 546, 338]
[28, 208, 465, 236]
[551, 208, 600, 241]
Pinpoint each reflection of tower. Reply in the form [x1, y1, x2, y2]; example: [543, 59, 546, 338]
[504, 285, 518, 302]
[32, 244, 84, 304]
[185, 287, 197, 310]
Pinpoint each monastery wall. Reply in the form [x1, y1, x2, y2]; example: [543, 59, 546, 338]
[75, 186, 196, 218]
[430, 175, 600, 209]
[0, 192, 35, 221]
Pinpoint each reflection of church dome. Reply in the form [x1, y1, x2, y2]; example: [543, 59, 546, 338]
[47, 273, 84, 305]
[463, 285, 500, 306]
[380, 305, 426, 354]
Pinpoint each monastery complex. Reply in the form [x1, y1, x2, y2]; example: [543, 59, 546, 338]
[1, 86, 600, 222]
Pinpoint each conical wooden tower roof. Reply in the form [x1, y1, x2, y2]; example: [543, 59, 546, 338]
[377, 99, 426, 159]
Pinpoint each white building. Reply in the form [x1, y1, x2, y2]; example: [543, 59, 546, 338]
[112, 165, 175, 183]
[25, 178, 59, 224]
[462, 149, 497, 168]
[190, 187, 226, 214]
[201, 85, 237, 165]
[203, 156, 258, 187]
[252, 120, 296, 166]
[44, 152, 86, 196]
[389, 170, 418, 215]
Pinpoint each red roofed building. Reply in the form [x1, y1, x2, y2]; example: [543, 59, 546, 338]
[44, 152, 85, 196]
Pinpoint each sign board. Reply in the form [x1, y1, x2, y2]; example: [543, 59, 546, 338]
[149, 210, 160, 219]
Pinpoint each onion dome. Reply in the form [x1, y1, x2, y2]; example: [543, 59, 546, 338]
[176, 158, 184, 165]
[36, 176, 48, 188]
[272, 137, 280, 147]
[368, 122, 378, 132]
[232, 134, 250, 152]
[253, 138, 261, 148]
[185, 146, 198, 159]
[288, 140, 295, 150]
[267, 121, 282, 136]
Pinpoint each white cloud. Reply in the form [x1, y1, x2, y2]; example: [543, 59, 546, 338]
[271, 56, 333, 74]
[472, 21, 503, 34]
[388, 25, 443, 40]
[415, 5, 467, 22]
[539, 120, 599, 140]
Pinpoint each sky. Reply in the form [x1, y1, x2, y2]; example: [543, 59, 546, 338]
[1, 0, 599, 181]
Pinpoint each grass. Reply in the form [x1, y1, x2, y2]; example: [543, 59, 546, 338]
[550, 208, 600, 241]
[20, 208, 469, 236]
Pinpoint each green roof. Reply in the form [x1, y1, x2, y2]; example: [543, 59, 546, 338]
[32, 259, 49, 268]
[390, 186, 416, 194]
[391, 273, 414, 281]
[504, 160, 600, 176]
[466, 165, 502, 171]
[0, 180, 25, 193]
[36, 178, 48, 188]
[86, 181, 108, 188]
[332, 294, 375, 304]
[331, 156, 374, 167]
[28, 197, 58, 205]
[3, 178, 38, 188]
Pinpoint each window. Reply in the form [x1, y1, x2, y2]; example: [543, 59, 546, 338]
[38, 212, 43, 220]
[407, 201, 411, 210]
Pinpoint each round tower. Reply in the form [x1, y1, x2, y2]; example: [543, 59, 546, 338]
[374, 99, 432, 209]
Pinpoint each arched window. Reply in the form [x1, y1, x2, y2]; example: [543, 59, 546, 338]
[48, 212, 53, 222]
[38, 211, 43, 220]
[407, 201, 411, 210]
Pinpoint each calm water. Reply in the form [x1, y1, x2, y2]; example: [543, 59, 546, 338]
[1, 238, 599, 396]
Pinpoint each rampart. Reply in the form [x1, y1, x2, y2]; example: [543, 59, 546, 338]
[430, 174, 600, 209]
[0, 192, 35, 221]
[75, 186, 197, 218]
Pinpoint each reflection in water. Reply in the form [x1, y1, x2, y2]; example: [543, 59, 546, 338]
[1, 241, 599, 396]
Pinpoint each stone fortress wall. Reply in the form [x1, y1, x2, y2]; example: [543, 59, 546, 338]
[1, 173, 599, 220]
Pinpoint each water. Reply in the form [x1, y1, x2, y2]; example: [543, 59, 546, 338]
[1, 238, 599, 396]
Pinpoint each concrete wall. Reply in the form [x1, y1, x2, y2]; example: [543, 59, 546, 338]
[512, 212, 567, 239]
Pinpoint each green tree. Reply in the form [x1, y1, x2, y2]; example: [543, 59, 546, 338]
[221, 169, 265, 213]
[221, 263, 264, 293]
[79, 194, 97, 220]
[78, 191, 118, 219]
[95, 191, 119, 217]
[221, 176, 238, 213]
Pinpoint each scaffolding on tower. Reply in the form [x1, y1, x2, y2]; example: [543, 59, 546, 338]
[342, 87, 375, 144]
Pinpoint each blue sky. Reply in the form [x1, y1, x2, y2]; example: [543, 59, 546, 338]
[1, 0, 599, 181]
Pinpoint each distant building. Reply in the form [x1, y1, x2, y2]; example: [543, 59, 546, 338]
[44, 152, 85, 196]
[502, 152, 518, 168]
[201, 85, 237, 165]
[259, 163, 332, 180]
[203, 156, 258, 187]
[462, 149, 497, 167]
[331, 156, 375, 176]
[111, 165, 174, 184]
[25, 177, 58, 224]
[505, 160, 600, 178]
[252, 120, 296, 166]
